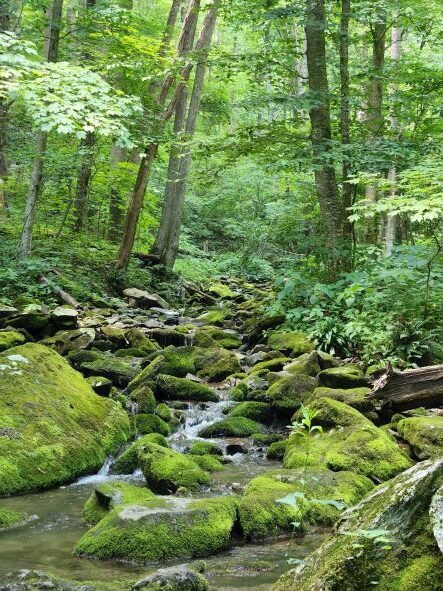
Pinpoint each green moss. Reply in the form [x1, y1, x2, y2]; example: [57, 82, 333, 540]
[266, 374, 317, 418]
[238, 467, 374, 541]
[0, 343, 130, 496]
[195, 348, 241, 382]
[198, 417, 265, 438]
[85, 376, 113, 396]
[251, 433, 284, 446]
[230, 375, 269, 402]
[208, 282, 236, 298]
[396, 416, 443, 460]
[81, 354, 136, 387]
[248, 357, 290, 373]
[392, 556, 443, 591]
[136, 414, 170, 436]
[230, 382, 249, 401]
[115, 347, 147, 357]
[156, 402, 172, 421]
[283, 351, 321, 376]
[153, 347, 198, 377]
[112, 434, 169, 474]
[194, 326, 241, 350]
[190, 454, 224, 472]
[125, 328, 159, 352]
[139, 443, 211, 493]
[190, 441, 223, 456]
[318, 364, 367, 388]
[124, 356, 165, 394]
[83, 481, 157, 525]
[156, 374, 218, 402]
[307, 386, 373, 414]
[267, 331, 315, 357]
[195, 309, 226, 326]
[0, 508, 28, 529]
[228, 401, 273, 423]
[266, 439, 289, 460]
[74, 496, 239, 563]
[0, 330, 26, 352]
[284, 398, 412, 482]
[130, 385, 156, 414]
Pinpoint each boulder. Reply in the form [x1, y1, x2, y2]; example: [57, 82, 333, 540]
[283, 351, 321, 376]
[239, 467, 373, 541]
[0, 570, 113, 591]
[125, 328, 159, 352]
[267, 331, 315, 357]
[123, 288, 170, 309]
[198, 417, 265, 438]
[6, 303, 50, 333]
[272, 459, 443, 591]
[430, 484, 443, 554]
[155, 374, 219, 402]
[133, 565, 209, 591]
[129, 385, 156, 413]
[0, 343, 130, 495]
[195, 309, 226, 326]
[85, 375, 113, 396]
[230, 375, 269, 402]
[74, 495, 238, 563]
[111, 434, 169, 475]
[148, 328, 187, 347]
[284, 398, 412, 482]
[156, 402, 172, 421]
[306, 385, 375, 415]
[51, 305, 78, 329]
[40, 327, 95, 355]
[248, 357, 290, 374]
[266, 439, 289, 460]
[136, 413, 170, 436]
[396, 416, 443, 460]
[80, 353, 137, 387]
[228, 401, 273, 423]
[189, 441, 223, 456]
[139, 442, 210, 493]
[125, 356, 165, 394]
[318, 364, 368, 388]
[0, 330, 25, 352]
[266, 374, 318, 418]
[195, 348, 241, 381]
[0, 508, 32, 530]
[194, 326, 241, 350]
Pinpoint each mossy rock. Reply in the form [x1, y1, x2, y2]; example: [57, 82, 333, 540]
[266, 439, 289, 460]
[283, 351, 321, 377]
[198, 417, 265, 438]
[272, 459, 443, 591]
[195, 348, 241, 382]
[85, 376, 113, 397]
[100, 326, 128, 348]
[248, 357, 290, 374]
[284, 398, 412, 482]
[0, 343, 130, 496]
[74, 495, 239, 563]
[136, 413, 170, 436]
[396, 416, 443, 460]
[156, 374, 218, 402]
[146, 347, 198, 378]
[112, 434, 169, 475]
[230, 375, 269, 402]
[239, 467, 374, 541]
[266, 374, 318, 418]
[306, 386, 374, 415]
[0, 330, 26, 352]
[125, 355, 165, 394]
[318, 364, 367, 388]
[83, 481, 157, 525]
[156, 402, 172, 421]
[228, 401, 273, 424]
[251, 432, 285, 446]
[190, 454, 224, 472]
[133, 565, 210, 591]
[115, 347, 147, 358]
[190, 441, 223, 456]
[81, 353, 136, 387]
[130, 385, 156, 414]
[267, 331, 315, 357]
[208, 282, 236, 299]
[195, 309, 226, 326]
[194, 326, 241, 350]
[41, 328, 96, 355]
[139, 443, 211, 494]
[125, 328, 159, 352]
[7, 303, 50, 332]
[0, 508, 29, 530]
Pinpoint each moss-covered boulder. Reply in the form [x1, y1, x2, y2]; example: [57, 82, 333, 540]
[139, 443, 211, 493]
[267, 331, 314, 357]
[198, 417, 265, 438]
[156, 374, 219, 402]
[195, 348, 241, 382]
[283, 351, 321, 377]
[396, 416, 443, 460]
[239, 467, 374, 541]
[228, 401, 273, 424]
[272, 459, 443, 591]
[129, 385, 156, 414]
[318, 364, 367, 388]
[194, 326, 242, 350]
[230, 375, 269, 402]
[133, 565, 210, 591]
[85, 376, 113, 397]
[74, 495, 239, 563]
[248, 357, 290, 374]
[195, 309, 226, 326]
[156, 402, 172, 421]
[0, 330, 26, 352]
[0, 343, 130, 496]
[190, 441, 223, 456]
[41, 328, 96, 355]
[266, 438, 289, 460]
[190, 454, 224, 472]
[83, 481, 157, 525]
[125, 355, 165, 394]
[135, 413, 170, 436]
[306, 386, 374, 414]
[81, 353, 136, 387]
[111, 434, 169, 474]
[266, 374, 318, 418]
[284, 398, 412, 482]
[0, 508, 30, 530]
[125, 328, 159, 353]
[152, 347, 198, 378]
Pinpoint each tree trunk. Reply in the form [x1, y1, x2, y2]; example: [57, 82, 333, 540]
[107, 144, 126, 242]
[0, 0, 12, 221]
[18, 0, 63, 258]
[115, 0, 207, 269]
[305, 0, 349, 275]
[161, 3, 219, 268]
[340, 0, 352, 223]
[73, 131, 95, 232]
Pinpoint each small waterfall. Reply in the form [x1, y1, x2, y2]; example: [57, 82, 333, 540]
[71, 455, 114, 486]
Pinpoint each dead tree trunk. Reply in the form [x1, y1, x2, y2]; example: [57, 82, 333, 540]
[369, 364, 443, 410]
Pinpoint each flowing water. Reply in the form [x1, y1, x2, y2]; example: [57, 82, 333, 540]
[0, 381, 326, 589]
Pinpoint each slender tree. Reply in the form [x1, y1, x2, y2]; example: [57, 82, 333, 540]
[18, 0, 63, 258]
[0, 0, 11, 221]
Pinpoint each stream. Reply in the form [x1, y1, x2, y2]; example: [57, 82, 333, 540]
[0, 369, 326, 589]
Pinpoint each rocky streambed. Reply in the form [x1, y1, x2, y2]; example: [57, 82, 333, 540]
[0, 278, 442, 590]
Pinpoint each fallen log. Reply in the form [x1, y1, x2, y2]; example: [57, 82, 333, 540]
[368, 364, 443, 410]
[38, 275, 81, 309]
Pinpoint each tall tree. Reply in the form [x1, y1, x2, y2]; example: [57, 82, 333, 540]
[151, 1, 219, 268]
[0, 0, 11, 221]
[305, 0, 349, 274]
[18, 0, 63, 258]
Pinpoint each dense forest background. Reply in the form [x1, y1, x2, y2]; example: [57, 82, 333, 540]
[1, 0, 443, 368]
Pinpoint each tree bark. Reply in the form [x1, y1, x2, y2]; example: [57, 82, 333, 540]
[73, 131, 95, 232]
[340, 0, 352, 220]
[305, 0, 349, 275]
[0, 0, 12, 221]
[18, 0, 63, 258]
[115, 0, 208, 269]
[107, 144, 126, 242]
